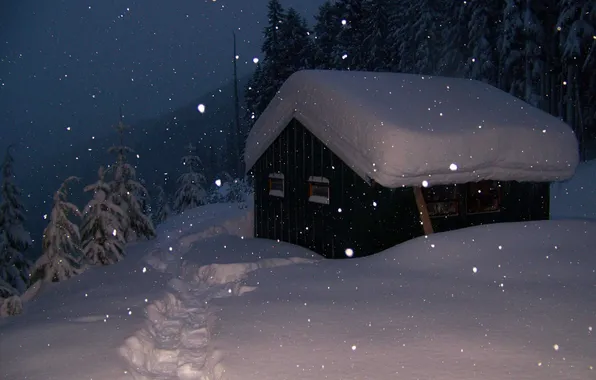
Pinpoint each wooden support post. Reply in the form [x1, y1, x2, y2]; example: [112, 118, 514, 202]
[413, 186, 434, 235]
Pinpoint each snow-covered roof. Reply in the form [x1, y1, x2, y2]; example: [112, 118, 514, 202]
[244, 70, 579, 187]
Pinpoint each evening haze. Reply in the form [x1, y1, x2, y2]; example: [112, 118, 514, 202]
[0, 0, 323, 151]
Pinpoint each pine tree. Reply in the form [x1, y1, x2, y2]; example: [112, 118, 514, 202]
[137, 178, 152, 217]
[0, 146, 32, 294]
[466, 1, 503, 85]
[279, 8, 315, 77]
[558, 0, 596, 158]
[243, 63, 266, 124]
[332, 0, 368, 70]
[242, 0, 288, 129]
[107, 120, 156, 241]
[438, 0, 469, 76]
[499, 0, 526, 97]
[152, 185, 171, 225]
[174, 143, 207, 213]
[313, 1, 344, 69]
[390, 1, 417, 73]
[259, 0, 288, 110]
[81, 167, 126, 266]
[0, 276, 17, 299]
[411, 0, 445, 75]
[262, 0, 285, 61]
[31, 177, 83, 283]
[361, 0, 393, 71]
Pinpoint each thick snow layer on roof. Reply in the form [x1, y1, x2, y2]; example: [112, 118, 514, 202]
[244, 70, 579, 187]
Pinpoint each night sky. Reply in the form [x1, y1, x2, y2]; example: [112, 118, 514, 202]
[0, 0, 324, 153]
[0, 0, 324, 251]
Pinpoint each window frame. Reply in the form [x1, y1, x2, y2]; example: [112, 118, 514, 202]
[308, 176, 330, 205]
[268, 173, 285, 198]
[422, 184, 460, 218]
[466, 180, 502, 215]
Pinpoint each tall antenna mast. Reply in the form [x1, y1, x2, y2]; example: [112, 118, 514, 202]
[116, 106, 127, 146]
[233, 31, 242, 177]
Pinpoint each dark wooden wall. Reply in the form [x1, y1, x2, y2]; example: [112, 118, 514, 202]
[252, 118, 550, 259]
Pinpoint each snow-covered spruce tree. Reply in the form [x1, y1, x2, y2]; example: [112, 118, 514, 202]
[174, 143, 207, 213]
[226, 177, 253, 205]
[0, 293, 22, 316]
[255, 0, 288, 116]
[0, 145, 32, 294]
[152, 185, 171, 225]
[499, 0, 526, 97]
[137, 178, 152, 217]
[107, 120, 156, 241]
[465, 0, 503, 85]
[208, 171, 232, 204]
[411, 0, 445, 75]
[437, 0, 470, 76]
[313, 1, 344, 69]
[557, 0, 595, 153]
[332, 0, 368, 71]
[390, 0, 417, 73]
[278, 8, 316, 77]
[0, 276, 18, 299]
[31, 177, 83, 283]
[80, 167, 126, 265]
[361, 0, 393, 71]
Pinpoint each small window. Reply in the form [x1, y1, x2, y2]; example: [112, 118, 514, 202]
[308, 176, 330, 204]
[422, 184, 459, 218]
[467, 181, 501, 214]
[269, 173, 284, 197]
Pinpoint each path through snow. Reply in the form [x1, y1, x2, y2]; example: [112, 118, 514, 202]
[118, 206, 316, 380]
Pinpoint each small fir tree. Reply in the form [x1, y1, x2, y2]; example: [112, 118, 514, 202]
[31, 177, 83, 283]
[80, 167, 126, 265]
[152, 185, 171, 225]
[137, 178, 152, 217]
[0, 146, 32, 294]
[107, 119, 156, 241]
[173, 143, 207, 213]
[0, 276, 17, 299]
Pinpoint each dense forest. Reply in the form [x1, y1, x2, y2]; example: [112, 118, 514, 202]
[242, 0, 596, 161]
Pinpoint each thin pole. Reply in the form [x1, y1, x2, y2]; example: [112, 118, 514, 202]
[233, 31, 242, 177]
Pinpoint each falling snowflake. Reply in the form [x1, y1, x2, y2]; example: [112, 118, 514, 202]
[345, 248, 354, 258]
[197, 104, 206, 113]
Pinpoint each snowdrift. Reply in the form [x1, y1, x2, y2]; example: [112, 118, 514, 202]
[213, 220, 596, 380]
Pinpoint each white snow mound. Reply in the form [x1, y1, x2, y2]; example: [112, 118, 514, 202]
[245, 70, 579, 187]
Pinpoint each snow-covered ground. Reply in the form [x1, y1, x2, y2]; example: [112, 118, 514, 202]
[551, 159, 596, 220]
[0, 161, 594, 380]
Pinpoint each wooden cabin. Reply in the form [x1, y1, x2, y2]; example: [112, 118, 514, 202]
[244, 70, 579, 259]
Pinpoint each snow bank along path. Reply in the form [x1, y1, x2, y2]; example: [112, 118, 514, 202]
[118, 205, 317, 379]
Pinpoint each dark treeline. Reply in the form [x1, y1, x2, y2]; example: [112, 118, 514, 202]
[243, 0, 596, 160]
